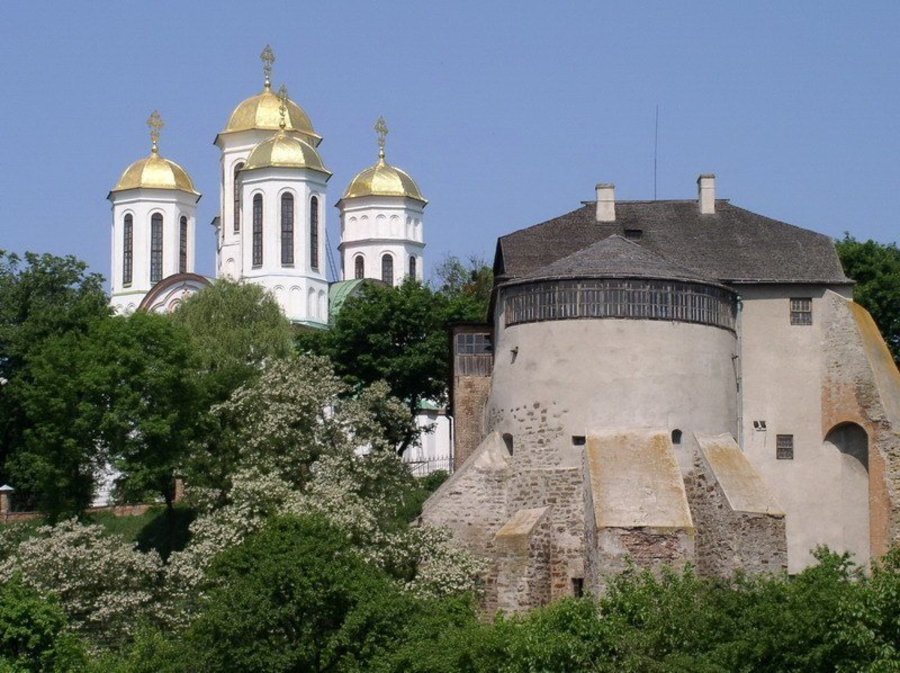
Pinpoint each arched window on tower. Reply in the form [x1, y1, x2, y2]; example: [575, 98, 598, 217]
[381, 254, 394, 286]
[233, 163, 243, 233]
[150, 213, 163, 283]
[354, 255, 365, 279]
[252, 194, 263, 267]
[123, 214, 133, 286]
[310, 196, 319, 271]
[281, 193, 294, 266]
[179, 216, 188, 274]
[409, 255, 417, 279]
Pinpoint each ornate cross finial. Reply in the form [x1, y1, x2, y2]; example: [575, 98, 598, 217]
[147, 110, 164, 154]
[374, 116, 389, 160]
[261, 44, 275, 88]
[277, 84, 289, 130]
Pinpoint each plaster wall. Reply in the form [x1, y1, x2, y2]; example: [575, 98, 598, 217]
[738, 285, 859, 571]
[487, 318, 738, 463]
[239, 167, 329, 324]
[339, 196, 425, 284]
[110, 189, 197, 314]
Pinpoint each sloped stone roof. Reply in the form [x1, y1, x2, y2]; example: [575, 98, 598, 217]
[496, 200, 850, 285]
[512, 234, 714, 285]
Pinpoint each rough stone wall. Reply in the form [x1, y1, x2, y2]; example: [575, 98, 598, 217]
[684, 447, 787, 577]
[452, 375, 492, 469]
[591, 528, 695, 593]
[486, 402, 570, 470]
[822, 292, 900, 556]
[493, 508, 553, 613]
[507, 467, 585, 601]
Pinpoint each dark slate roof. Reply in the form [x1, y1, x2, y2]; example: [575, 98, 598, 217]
[513, 234, 714, 285]
[496, 200, 850, 285]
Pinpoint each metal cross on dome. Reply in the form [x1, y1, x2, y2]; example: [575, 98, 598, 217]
[374, 116, 388, 159]
[261, 44, 275, 87]
[277, 84, 289, 129]
[147, 110, 164, 153]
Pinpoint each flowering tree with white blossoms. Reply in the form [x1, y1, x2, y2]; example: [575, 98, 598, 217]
[0, 519, 164, 649]
[164, 354, 482, 622]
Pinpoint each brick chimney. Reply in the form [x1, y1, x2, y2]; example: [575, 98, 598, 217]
[698, 174, 716, 214]
[596, 183, 616, 222]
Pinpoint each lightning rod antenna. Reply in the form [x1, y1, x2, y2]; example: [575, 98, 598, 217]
[653, 105, 659, 200]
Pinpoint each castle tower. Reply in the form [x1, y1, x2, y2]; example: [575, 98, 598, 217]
[238, 86, 332, 325]
[108, 111, 201, 314]
[337, 117, 426, 285]
[214, 45, 322, 281]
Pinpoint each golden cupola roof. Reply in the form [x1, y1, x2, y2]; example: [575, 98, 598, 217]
[242, 83, 331, 176]
[110, 111, 200, 197]
[342, 117, 426, 203]
[221, 45, 322, 146]
[243, 130, 331, 175]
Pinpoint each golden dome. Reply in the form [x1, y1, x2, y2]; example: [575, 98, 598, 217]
[243, 130, 331, 175]
[111, 150, 199, 196]
[223, 84, 322, 146]
[342, 156, 427, 203]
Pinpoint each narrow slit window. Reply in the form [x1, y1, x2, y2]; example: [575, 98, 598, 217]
[671, 429, 683, 445]
[409, 255, 417, 279]
[122, 214, 133, 286]
[233, 163, 243, 233]
[179, 216, 188, 274]
[252, 194, 263, 267]
[150, 213, 163, 283]
[381, 254, 393, 286]
[281, 193, 294, 266]
[310, 196, 319, 270]
[354, 255, 365, 279]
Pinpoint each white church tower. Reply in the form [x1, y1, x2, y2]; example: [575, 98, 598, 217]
[108, 111, 201, 314]
[338, 117, 426, 285]
[237, 85, 331, 325]
[213, 45, 322, 281]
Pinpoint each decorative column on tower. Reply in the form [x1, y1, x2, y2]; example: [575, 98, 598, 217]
[214, 45, 322, 282]
[337, 117, 427, 285]
[108, 111, 201, 314]
[237, 85, 332, 325]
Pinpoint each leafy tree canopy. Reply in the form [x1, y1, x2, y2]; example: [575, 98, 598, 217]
[0, 251, 109, 500]
[836, 234, 900, 363]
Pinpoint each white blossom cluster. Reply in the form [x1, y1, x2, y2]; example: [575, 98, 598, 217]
[0, 518, 164, 647]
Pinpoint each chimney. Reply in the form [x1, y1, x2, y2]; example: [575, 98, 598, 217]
[697, 174, 716, 214]
[596, 183, 616, 222]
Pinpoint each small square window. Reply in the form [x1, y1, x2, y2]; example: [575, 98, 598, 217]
[776, 434, 794, 460]
[790, 298, 812, 325]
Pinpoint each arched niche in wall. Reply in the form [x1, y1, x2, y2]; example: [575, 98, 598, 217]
[823, 422, 870, 566]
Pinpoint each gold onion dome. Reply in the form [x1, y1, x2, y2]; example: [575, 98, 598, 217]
[111, 111, 199, 196]
[222, 45, 321, 146]
[244, 130, 331, 174]
[342, 117, 426, 203]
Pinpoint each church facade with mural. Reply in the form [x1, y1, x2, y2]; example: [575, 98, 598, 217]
[423, 177, 900, 612]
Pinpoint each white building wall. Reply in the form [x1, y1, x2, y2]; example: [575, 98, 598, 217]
[238, 166, 329, 324]
[338, 195, 425, 284]
[109, 188, 197, 314]
[487, 312, 739, 469]
[737, 283, 862, 572]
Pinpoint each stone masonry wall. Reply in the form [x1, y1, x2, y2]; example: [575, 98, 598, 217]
[453, 375, 492, 469]
[493, 508, 553, 613]
[684, 447, 787, 577]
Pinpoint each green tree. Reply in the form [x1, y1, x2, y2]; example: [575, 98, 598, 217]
[170, 280, 294, 491]
[305, 279, 482, 445]
[0, 251, 109, 505]
[0, 575, 87, 672]
[7, 313, 197, 517]
[836, 234, 900, 364]
[433, 254, 494, 321]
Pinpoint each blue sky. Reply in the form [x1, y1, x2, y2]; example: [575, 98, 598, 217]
[1, 1, 897, 283]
